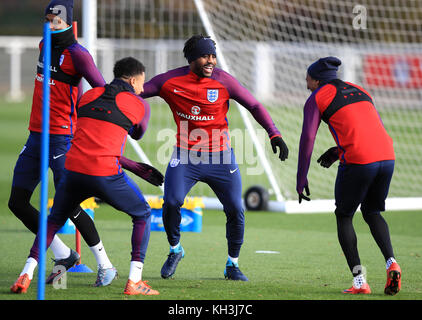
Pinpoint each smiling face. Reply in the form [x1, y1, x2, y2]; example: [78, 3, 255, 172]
[190, 54, 217, 78]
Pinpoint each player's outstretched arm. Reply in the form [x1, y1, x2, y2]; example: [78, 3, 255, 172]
[120, 156, 164, 187]
[70, 45, 106, 103]
[218, 70, 289, 161]
[296, 95, 321, 203]
[217, 69, 281, 137]
[70, 45, 106, 88]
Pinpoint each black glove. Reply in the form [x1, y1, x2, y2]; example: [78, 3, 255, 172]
[317, 147, 339, 168]
[120, 157, 164, 187]
[135, 163, 164, 187]
[298, 185, 311, 203]
[271, 136, 289, 161]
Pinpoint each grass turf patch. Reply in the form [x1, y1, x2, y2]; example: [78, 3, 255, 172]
[1, 205, 421, 300]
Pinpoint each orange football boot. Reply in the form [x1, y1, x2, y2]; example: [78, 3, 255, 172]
[124, 280, 159, 296]
[343, 282, 371, 294]
[10, 274, 31, 294]
[385, 262, 401, 295]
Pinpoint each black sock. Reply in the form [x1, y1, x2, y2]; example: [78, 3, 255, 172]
[69, 206, 101, 247]
[9, 187, 100, 247]
[362, 212, 394, 261]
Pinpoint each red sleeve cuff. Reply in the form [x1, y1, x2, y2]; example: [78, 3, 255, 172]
[270, 134, 282, 140]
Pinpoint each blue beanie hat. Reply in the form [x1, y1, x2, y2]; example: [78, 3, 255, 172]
[45, 0, 74, 25]
[185, 37, 216, 63]
[307, 56, 341, 82]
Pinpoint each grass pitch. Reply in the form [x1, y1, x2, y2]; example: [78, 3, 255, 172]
[0, 98, 421, 302]
[0, 206, 421, 301]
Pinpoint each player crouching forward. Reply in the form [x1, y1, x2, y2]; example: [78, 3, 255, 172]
[11, 57, 162, 296]
[296, 57, 401, 295]
[141, 35, 289, 281]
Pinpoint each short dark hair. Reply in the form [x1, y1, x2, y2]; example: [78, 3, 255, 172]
[113, 57, 145, 79]
[183, 34, 216, 61]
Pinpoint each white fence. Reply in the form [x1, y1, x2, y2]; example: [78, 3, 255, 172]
[1, 36, 421, 109]
[0, 36, 188, 101]
[0, 36, 363, 103]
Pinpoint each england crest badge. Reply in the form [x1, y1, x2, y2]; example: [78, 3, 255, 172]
[170, 158, 180, 167]
[207, 89, 219, 103]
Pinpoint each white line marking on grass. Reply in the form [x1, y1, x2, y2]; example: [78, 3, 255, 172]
[255, 251, 280, 254]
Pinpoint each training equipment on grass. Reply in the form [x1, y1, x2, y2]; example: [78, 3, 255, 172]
[49, 196, 97, 273]
[38, 22, 51, 301]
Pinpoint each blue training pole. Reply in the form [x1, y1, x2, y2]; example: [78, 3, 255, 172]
[38, 22, 51, 301]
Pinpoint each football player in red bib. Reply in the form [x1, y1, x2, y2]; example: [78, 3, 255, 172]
[141, 35, 289, 281]
[297, 56, 401, 295]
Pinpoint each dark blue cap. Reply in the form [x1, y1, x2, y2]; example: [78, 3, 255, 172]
[307, 56, 341, 82]
[185, 37, 216, 63]
[45, 0, 73, 25]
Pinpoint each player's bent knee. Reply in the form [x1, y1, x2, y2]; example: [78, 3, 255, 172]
[126, 206, 151, 220]
[141, 208, 151, 220]
[361, 202, 384, 217]
[334, 207, 355, 218]
[163, 197, 184, 209]
[224, 205, 244, 218]
[361, 210, 381, 223]
[8, 199, 24, 218]
[8, 187, 32, 218]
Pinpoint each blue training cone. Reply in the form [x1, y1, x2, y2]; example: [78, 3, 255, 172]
[68, 263, 93, 273]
